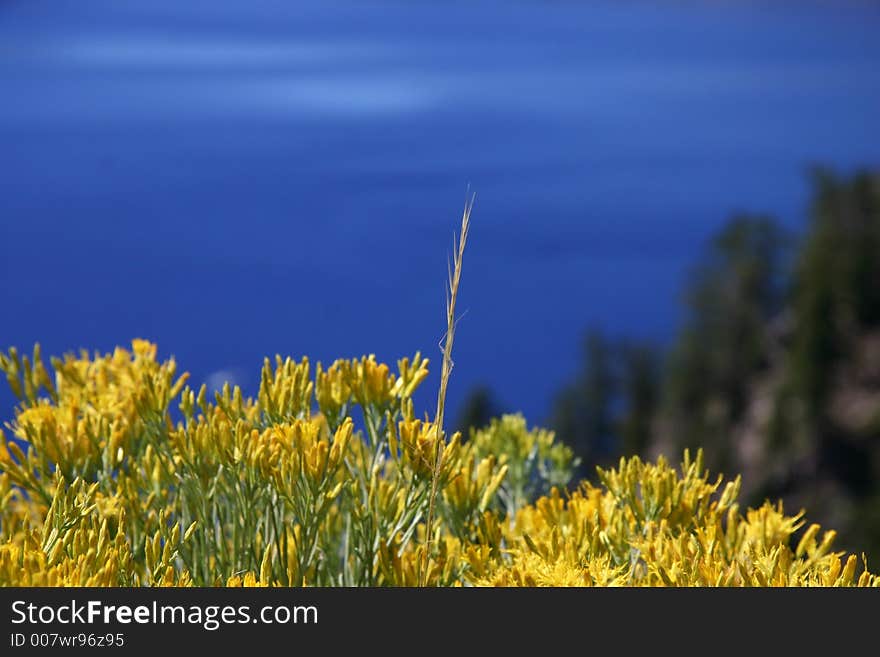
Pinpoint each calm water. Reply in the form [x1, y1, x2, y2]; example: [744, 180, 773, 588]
[1, 0, 879, 425]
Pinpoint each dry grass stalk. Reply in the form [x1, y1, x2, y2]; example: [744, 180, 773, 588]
[419, 192, 475, 586]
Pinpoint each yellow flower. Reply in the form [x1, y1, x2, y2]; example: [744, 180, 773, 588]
[315, 360, 351, 419]
[343, 355, 395, 408]
[396, 419, 460, 479]
[391, 352, 430, 399]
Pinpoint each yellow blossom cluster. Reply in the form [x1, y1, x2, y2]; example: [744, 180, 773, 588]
[474, 452, 879, 587]
[0, 341, 875, 587]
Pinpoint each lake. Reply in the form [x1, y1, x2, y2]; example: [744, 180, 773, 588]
[1, 0, 878, 426]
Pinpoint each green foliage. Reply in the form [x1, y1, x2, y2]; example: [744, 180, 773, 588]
[466, 414, 578, 517]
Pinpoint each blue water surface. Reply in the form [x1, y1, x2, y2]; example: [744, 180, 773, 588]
[1, 0, 879, 426]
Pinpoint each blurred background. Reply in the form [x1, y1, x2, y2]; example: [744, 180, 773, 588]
[2, 1, 879, 558]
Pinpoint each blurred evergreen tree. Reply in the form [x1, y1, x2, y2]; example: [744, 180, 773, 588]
[781, 169, 880, 557]
[455, 384, 500, 437]
[790, 169, 880, 410]
[660, 215, 789, 472]
[550, 330, 615, 474]
[617, 341, 660, 457]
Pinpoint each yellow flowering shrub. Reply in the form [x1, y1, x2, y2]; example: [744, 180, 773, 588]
[0, 341, 876, 587]
[477, 451, 879, 587]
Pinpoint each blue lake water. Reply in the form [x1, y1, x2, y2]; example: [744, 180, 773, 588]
[1, 0, 879, 427]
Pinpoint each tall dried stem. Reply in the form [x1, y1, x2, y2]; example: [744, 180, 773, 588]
[419, 192, 474, 586]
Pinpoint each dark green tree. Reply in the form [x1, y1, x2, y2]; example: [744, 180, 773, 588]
[455, 384, 501, 437]
[790, 169, 880, 411]
[660, 215, 790, 471]
[785, 169, 880, 510]
[616, 342, 660, 457]
[550, 330, 615, 473]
